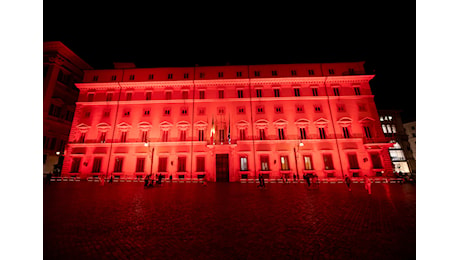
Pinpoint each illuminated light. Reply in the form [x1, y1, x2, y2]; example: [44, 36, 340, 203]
[299, 142, 304, 147]
[56, 151, 60, 155]
[144, 143, 148, 147]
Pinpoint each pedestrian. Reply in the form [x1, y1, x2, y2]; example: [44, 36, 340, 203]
[100, 176, 105, 186]
[257, 173, 263, 188]
[109, 175, 113, 183]
[345, 175, 351, 191]
[202, 176, 207, 187]
[293, 174, 297, 182]
[261, 174, 265, 188]
[306, 174, 311, 187]
[364, 175, 371, 195]
[169, 174, 172, 182]
[144, 175, 149, 187]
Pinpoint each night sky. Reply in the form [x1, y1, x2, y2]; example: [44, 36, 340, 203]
[44, 1, 414, 122]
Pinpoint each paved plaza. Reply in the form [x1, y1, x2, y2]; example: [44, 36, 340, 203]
[44, 181, 415, 259]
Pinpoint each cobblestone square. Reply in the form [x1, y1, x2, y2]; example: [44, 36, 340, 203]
[44, 182, 415, 259]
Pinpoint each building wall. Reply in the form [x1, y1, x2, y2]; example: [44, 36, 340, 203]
[62, 62, 393, 181]
[403, 121, 416, 160]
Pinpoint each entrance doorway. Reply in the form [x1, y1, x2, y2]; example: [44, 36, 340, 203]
[216, 154, 229, 182]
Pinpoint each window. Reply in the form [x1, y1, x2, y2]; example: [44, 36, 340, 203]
[314, 105, 322, 112]
[114, 158, 123, 172]
[124, 111, 130, 117]
[278, 128, 285, 140]
[184, 73, 189, 79]
[412, 133, 416, 138]
[66, 111, 74, 121]
[44, 136, 49, 149]
[198, 107, 205, 115]
[370, 153, 383, 169]
[181, 108, 188, 115]
[199, 90, 205, 99]
[59, 140, 65, 151]
[294, 88, 300, 96]
[312, 88, 318, 96]
[144, 109, 150, 116]
[259, 129, 266, 140]
[328, 69, 335, 75]
[274, 89, 280, 97]
[348, 153, 359, 169]
[291, 70, 297, 76]
[200, 72, 205, 78]
[165, 91, 172, 100]
[257, 106, 264, 114]
[382, 125, 387, 134]
[141, 131, 148, 142]
[168, 73, 173, 79]
[111, 75, 117, 81]
[237, 107, 245, 114]
[261, 156, 269, 171]
[237, 71, 242, 77]
[342, 127, 350, 138]
[84, 111, 91, 118]
[280, 156, 289, 171]
[358, 104, 367, 112]
[87, 93, 94, 102]
[354, 87, 361, 95]
[103, 111, 110, 117]
[348, 68, 355, 74]
[180, 130, 186, 141]
[178, 157, 186, 172]
[92, 157, 102, 173]
[239, 129, 246, 140]
[158, 157, 168, 172]
[319, 127, 326, 139]
[272, 70, 277, 76]
[333, 87, 340, 96]
[129, 75, 135, 80]
[149, 74, 154, 80]
[337, 104, 345, 112]
[162, 130, 169, 142]
[296, 105, 304, 113]
[146, 92, 152, 100]
[304, 155, 313, 170]
[120, 132, 127, 142]
[136, 158, 145, 172]
[198, 130, 205, 141]
[237, 89, 244, 98]
[196, 157, 205, 172]
[164, 108, 170, 115]
[99, 132, 106, 143]
[78, 133, 86, 143]
[218, 72, 224, 78]
[254, 71, 260, 77]
[218, 107, 225, 115]
[219, 90, 224, 99]
[93, 75, 98, 82]
[323, 154, 334, 170]
[126, 92, 132, 101]
[256, 89, 262, 97]
[308, 69, 315, 75]
[275, 106, 283, 113]
[70, 158, 81, 173]
[363, 126, 372, 139]
[182, 91, 188, 99]
[392, 125, 396, 133]
[300, 128, 307, 139]
[240, 157, 248, 171]
[48, 104, 54, 116]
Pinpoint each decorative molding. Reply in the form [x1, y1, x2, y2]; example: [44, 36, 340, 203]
[236, 120, 249, 130]
[273, 119, 289, 128]
[337, 117, 353, 127]
[76, 123, 91, 133]
[314, 118, 329, 127]
[159, 121, 173, 131]
[138, 122, 152, 130]
[176, 121, 191, 131]
[117, 122, 132, 132]
[96, 123, 111, 132]
[295, 119, 310, 128]
[254, 119, 269, 129]
[194, 120, 208, 130]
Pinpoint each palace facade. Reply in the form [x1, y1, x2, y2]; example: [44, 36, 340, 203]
[61, 62, 394, 181]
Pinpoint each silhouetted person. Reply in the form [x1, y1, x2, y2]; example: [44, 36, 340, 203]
[293, 174, 297, 182]
[306, 174, 311, 187]
[169, 175, 172, 182]
[261, 174, 265, 187]
[345, 175, 351, 191]
[364, 175, 371, 195]
[144, 175, 149, 187]
[109, 175, 113, 183]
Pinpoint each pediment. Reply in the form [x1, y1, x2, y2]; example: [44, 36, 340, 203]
[176, 121, 191, 131]
[194, 120, 208, 130]
[337, 117, 353, 127]
[254, 119, 269, 129]
[236, 120, 249, 129]
[117, 122, 132, 131]
[359, 117, 375, 125]
[138, 121, 152, 130]
[273, 119, 289, 128]
[159, 121, 173, 131]
[76, 123, 91, 133]
[96, 122, 111, 132]
[314, 118, 329, 127]
[295, 119, 310, 128]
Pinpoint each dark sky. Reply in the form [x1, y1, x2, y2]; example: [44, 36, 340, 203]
[44, 1, 414, 122]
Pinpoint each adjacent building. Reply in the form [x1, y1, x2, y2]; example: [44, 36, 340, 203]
[61, 61, 394, 181]
[43, 41, 93, 175]
[378, 110, 416, 175]
[403, 121, 416, 160]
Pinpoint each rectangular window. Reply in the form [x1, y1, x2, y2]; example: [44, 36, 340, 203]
[162, 130, 169, 142]
[120, 132, 127, 142]
[291, 70, 297, 76]
[370, 153, 383, 169]
[319, 128, 326, 139]
[272, 70, 277, 76]
[254, 71, 260, 77]
[79, 133, 86, 143]
[304, 155, 313, 170]
[328, 69, 335, 75]
[312, 88, 318, 96]
[111, 75, 117, 81]
[146, 92, 152, 100]
[182, 91, 188, 99]
[165, 91, 172, 100]
[158, 157, 167, 172]
[164, 108, 170, 115]
[87, 93, 94, 102]
[333, 87, 340, 96]
[275, 106, 283, 113]
[178, 157, 186, 172]
[257, 106, 264, 114]
[44, 136, 48, 149]
[200, 72, 205, 78]
[236, 72, 242, 77]
[199, 90, 205, 99]
[342, 127, 350, 138]
[198, 107, 205, 115]
[278, 128, 285, 140]
[198, 130, 205, 141]
[99, 132, 106, 143]
[354, 87, 361, 95]
[358, 104, 367, 112]
[323, 154, 334, 170]
[92, 157, 102, 173]
[240, 157, 248, 171]
[237, 107, 245, 114]
[149, 74, 154, 80]
[348, 153, 360, 169]
[280, 156, 289, 171]
[349, 68, 355, 74]
[168, 73, 173, 79]
[218, 72, 223, 78]
[114, 158, 123, 172]
[219, 90, 224, 99]
[382, 125, 387, 134]
[106, 93, 113, 101]
[70, 157, 81, 173]
[92, 75, 98, 82]
[124, 111, 130, 117]
[48, 104, 54, 116]
[256, 89, 262, 97]
[103, 111, 110, 117]
[218, 107, 225, 115]
[274, 89, 280, 97]
[144, 109, 150, 116]
[196, 157, 205, 172]
[296, 105, 304, 113]
[261, 156, 269, 171]
[237, 89, 244, 98]
[184, 73, 189, 79]
[84, 111, 90, 118]
[259, 129, 266, 140]
[141, 131, 148, 142]
[300, 128, 307, 139]
[337, 104, 345, 112]
[181, 108, 188, 115]
[239, 129, 246, 140]
[180, 130, 186, 141]
[364, 126, 372, 139]
[136, 158, 145, 172]
[314, 105, 322, 112]
[126, 92, 132, 101]
[308, 69, 315, 75]
[294, 88, 300, 96]
[129, 75, 135, 80]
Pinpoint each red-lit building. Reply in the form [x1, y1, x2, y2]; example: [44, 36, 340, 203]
[62, 62, 393, 181]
